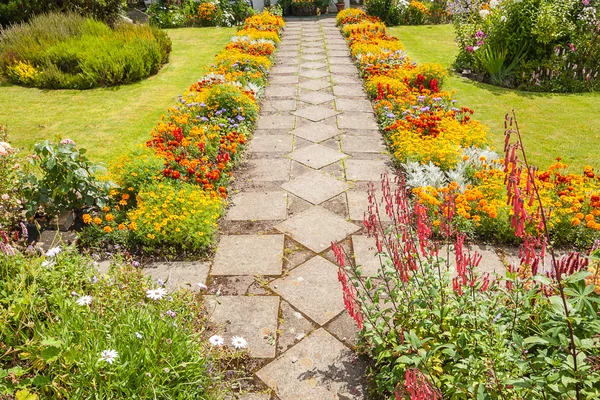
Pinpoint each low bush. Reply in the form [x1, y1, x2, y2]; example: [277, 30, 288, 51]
[0, 12, 172, 89]
[364, 0, 450, 26]
[0, 247, 235, 398]
[147, 0, 255, 28]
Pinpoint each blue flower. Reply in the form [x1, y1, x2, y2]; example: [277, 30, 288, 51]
[200, 102, 206, 107]
[201, 117, 209, 121]
[420, 106, 430, 112]
[387, 113, 395, 118]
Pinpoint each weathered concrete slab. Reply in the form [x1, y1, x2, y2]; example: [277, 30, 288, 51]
[244, 159, 291, 181]
[225, 191, 288, 221]
[291, 122, 342, 143]
[293, 105, 340, 122]
[282, 170, 350, 205]
[250, 135, 293, 153]
[345, 160, 390, 182]
[287, 143, 347, 169]
[212, 235, 284, 276]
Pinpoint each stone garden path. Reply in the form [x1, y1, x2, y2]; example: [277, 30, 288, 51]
[139, 16, 508, 400]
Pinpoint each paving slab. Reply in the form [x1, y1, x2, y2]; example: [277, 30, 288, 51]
[291, 122, 342, 143]
[265, 85, 297, 98]
[287, 143, 347, 169]
[299, 61, 327, 69]
[143, 261, 209, 292]
[244, 159, 291, 181]
[250, 135, 293, 153]
[298, 79, 331, 91]
[325, 311, 361, 348]
[256, 328, 366, 399]
[301, 54, 326, 61]
[262, 99, 297, 112]
[303, 47, 326, 54]
[337, 113, 378, 130]
[328, 57, 354, 65]
[341, 135, 385, 153]
[345, 160, 390, 182]
[212, 235, 284, 276]
[335, 98, 373, 112]
[256, 115, 296, 131]
[333, 85, 365, 97]
[329, 65, 358, 75]
[293, 105, 339, 122]
[278, 300, 315, 354]
[328, 50, 352, 57]
[270, 256, 344, 325]
[206, 296, 279, 358]
[272, 66, 299, 74]
[346, 189, 392, 221]
[274, 206, 360, 253]
[351, 235, 382, 277]
[282, 170, 351, 205]
[270, 75, 299, 84]
[225, 191, 287, 221]
[298, 91, 336, 105]
[299, 69, 330, 79]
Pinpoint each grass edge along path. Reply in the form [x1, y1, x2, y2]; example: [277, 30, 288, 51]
[389, 24, 600, 172]
[0, 27, 236, 164]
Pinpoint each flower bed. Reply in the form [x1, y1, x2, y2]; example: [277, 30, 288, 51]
[336, 8, 600, 248]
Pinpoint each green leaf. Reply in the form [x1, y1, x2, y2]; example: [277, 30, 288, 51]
[565, 271, 590, 283]
[16, 389, 38, 400]
[523, 336, 549, 346]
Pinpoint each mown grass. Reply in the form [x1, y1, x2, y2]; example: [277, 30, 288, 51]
[0, 27, 235, 164]
[390, 24, 600, 171]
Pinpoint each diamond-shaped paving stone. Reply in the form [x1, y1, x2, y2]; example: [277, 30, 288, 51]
[346, 190, 390, 221]
[287, 143, 347, 169]
[299, 69, 329, 79]
[335, 98, 373, 112]
[299, 61, 327, 69]
[143, 261, 209, 292]
[269, 256, 344, 325]
[265, 85, 297, 98]
[245, 158, 290, 181]
[301, 54, 326, 61]
[271, 66, 298, 74]
[341, 135, 384, 153]
[333, 85, 365, 97]
[206, 296, 279, 358]
[303, 47, 325, 54]
[298, 79, 331, 91]
[298, 91, 335, 105]
[351, 235, 382, 277]
[291, 122, 341, 143]
[256, 328, 365, 399]
[330, 65, 358, 75]
[293, 105, 339, 122]
[274, 206, 360, 253]
[270, 75, 299, 84]
[345, 160, 390, 181]
[282, 170, 350, 205]
[302, 42, 324, 48]
[337, 113, 378, 130]
[261, 99, 297, 112]
[250, 135, 293, 153]
[256, 115, 296, 131]
[212, 235, 284, 275]
[225, 191, 287, 221]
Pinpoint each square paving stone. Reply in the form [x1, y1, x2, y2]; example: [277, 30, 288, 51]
[287, 143, 347, 169]
[282, 170, 350, 205]
[298, 91, 336, 105]
[299, 61, 327, 69]
[337, 113, 378, 130]
[256, 328, 365, 399]
[250, 135, 293, 153]
[332, 75, 362, 85]
[351, 235, 383, 277]
[261, 99, 297, 113]
[269, 256, 344, 325]
[212, 235, 284, 276]
[270, 75, 299, 84]
[335, 98, 373, 112]
[328, 50, 351, 57]
[346, 190, 390, 222]
[328, 57, 354, 65]
[293, 105, 339, 122]
[265, 85, 297, 98]
[206, 296, 279, 358]
[298, 79, 331, 91]
[256, 116, 296, 131]
[245, 158, 291, 181]
[301, 54, 326, 61]
[302, 42, 325, 48]
[303, 47, 326, 54]
[341, 135, 385, 153]
[271, 66, 299, 74]
[333, 85, 365, 97]
[225, 191, 287, 221]
[291, 122, 342, 143]
[299, 69, 330, 79]
[274, 206, 360, 253]
[327, 44, 349, 51]
[143, 261, 209, 292]
[330, 65, 358, 75]
[345, 160, 390, 181]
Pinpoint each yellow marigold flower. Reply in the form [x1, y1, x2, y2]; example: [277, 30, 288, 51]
[572, 217, 581, 226]
[118, 224, 126, 231]
[83, 214, 92, 224]
[576, 212, 585, 220]
[103, 226, 113, 233]
[93, 217, 102, 225]
[103, 206, 110, 212]
[105, 213, 115, 222]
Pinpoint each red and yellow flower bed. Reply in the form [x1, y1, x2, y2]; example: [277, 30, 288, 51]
[336, 9, 600, 246]
[82, 11, 285, 254]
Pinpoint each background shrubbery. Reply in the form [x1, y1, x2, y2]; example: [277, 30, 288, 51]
[0, 12, 172, 89]
[365, 0, 451, 26]
[147, 0, 255, 28]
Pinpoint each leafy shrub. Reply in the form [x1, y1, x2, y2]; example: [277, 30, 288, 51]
[365, 0, 406, 26]
[0, 127, 24, 230]
[19, 138, 113, 219]
[127, 181, 223, 253]
[0, 248, 230, 398]
[0, 12, 172, 89]
[147, 0, 254, 28]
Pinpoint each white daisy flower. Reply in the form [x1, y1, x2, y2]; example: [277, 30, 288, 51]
[146, 287, 167, 300]
[76, 295, 92, 306]
[99, 349, 119, 364]
[45, 246, 61, 258]
[197, 282, 208, 291]
[135, 332, 143, 339]
[231, 336, 248, 349]
[209, 335, 225, 346]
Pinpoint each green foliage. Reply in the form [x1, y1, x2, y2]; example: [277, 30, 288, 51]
[147, 0, 254, 28]
[19, 138, 113, 218]
[0, 127, 24, 229]
[0, 12, 172, 89]
[0, 248, 228, 398]
[365, 0, 405, 26]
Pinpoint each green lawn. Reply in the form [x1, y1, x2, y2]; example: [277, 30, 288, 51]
[390, 24, 600, 172]
[0, 27, 235, 164]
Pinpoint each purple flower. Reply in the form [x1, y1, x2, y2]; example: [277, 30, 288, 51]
[215, 110, 223, 115]
[386, 113, 395, 118]
[417, 95, 426, 102]
[236, 115, 245, 121]
[201, 117, 208, 122]
[200, 102, 206, 107]
[420, 106, 430, 112]
[166, 310, 177, 318]
[432, 97, 442, 101]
